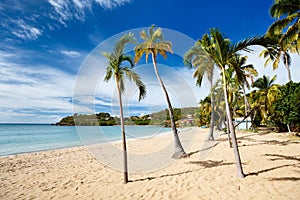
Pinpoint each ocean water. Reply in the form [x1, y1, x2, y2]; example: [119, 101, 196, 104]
[0, 124, 171, 157]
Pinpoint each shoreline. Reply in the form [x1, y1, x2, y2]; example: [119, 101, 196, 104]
[1, 128, 299, 199]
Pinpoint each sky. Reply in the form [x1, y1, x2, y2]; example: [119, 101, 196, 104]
[0, 0, 299, 123]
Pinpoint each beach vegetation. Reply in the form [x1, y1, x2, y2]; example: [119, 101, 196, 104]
[272, 81, 300, 132]
[56, 112, 116, 126]
[251, 75, 280, 125]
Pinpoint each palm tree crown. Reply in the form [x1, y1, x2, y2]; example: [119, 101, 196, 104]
[268, 0, 300, 49]
[103, 33, 146, 100]
[251, 75, 280, 124]
[252, 75, 277, 91]
[134, 25, 173, 63]
[261, 0, 300, 82]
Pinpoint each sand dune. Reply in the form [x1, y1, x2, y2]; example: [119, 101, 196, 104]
[1, 127, 299, 199]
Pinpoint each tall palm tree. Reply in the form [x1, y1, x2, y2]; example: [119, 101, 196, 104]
[229, 55, 258, 129]
[261, 0, 300, 82]
[268, 0, 300, 50]
[134, 25, 187, 159]
[194, 28, 276, 178]
[252, 75, 279, 124]
[260, 34, 297, 82]
[184, 41, 216, 140]
[103, 33, 146, 184]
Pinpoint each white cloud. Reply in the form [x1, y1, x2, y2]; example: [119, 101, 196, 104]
[95, 0, 132, 9]
[0, 52, 75, 123]
[47, 0, 132, 26]
[1, 0, 133, 42]
[60, 50, 81, 57]
[11, 19, 42, 40]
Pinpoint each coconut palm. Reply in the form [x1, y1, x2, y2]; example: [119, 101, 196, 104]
[252, 75, 280, 125]
[198, 96, 212, 127]
[261, 0, 300, 82]
[103, 33, 146, 184]
[260, 34, 297, 82]
[268, 0, 300, 50]
[194, 28, 276, 178]
[229, 55, 258, 129]
[184, 41, 216, 140]
[134, 25, 187, 159]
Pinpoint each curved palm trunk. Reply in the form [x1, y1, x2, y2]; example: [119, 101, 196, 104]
[151, 53, 187, 159]
[208, 76, 215, 140]
[221, 68, 245, 178]
[116, 78, 129, 184]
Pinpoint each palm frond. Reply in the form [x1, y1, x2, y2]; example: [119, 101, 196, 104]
[149, 24, 157, 39]
[270, 0, 300, 18]
[154, 41, 173, 53]
[103, 33, 146, 101]
[193, 64, 206, 87]
[114, 33, 136, 57]
[123, 67, 146, 101]
[152, 27, 164, 42]
[120, 54, 134, 68]
[104, 66, 113, 82]
[280, 19, 300, 46]
[268, 13, 299, 36]
[140, 30, 148, 41]
[183, 42, 204, 68]
[233, 36, 266, 53]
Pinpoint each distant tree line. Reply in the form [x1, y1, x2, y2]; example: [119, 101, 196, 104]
[55, 108, 199, 127]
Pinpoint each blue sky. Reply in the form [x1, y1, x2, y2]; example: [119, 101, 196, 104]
[0, 0, 299, 123]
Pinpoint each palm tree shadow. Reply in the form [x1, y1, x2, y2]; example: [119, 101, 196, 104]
[265, 154, 300, 161]
[269, 177, 300, 181]
[130, 160, 233, 183]
[246, 164, 295, 176]
[187, 160, 234, 168]
[238, 137, 299, 147]
[246, 153, 300, 177]
[129, 169, 199, 183]
[186, 142, 219, 157]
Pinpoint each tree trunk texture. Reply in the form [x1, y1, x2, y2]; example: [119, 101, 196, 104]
[208, 76, 215, 141]
[287, 124, 291, 133]
[284, 53, 292, 82]
[151, 53, 187, 159]
[222, 68, 245, 178]
[116, 78, 129, 184]
[242, 85, 249, 130]
[226, 115, 232, 148]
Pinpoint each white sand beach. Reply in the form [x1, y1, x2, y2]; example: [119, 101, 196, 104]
[0, 127, 299, 199]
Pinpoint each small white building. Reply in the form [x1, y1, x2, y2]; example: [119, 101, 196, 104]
[234, 117, 252, 130]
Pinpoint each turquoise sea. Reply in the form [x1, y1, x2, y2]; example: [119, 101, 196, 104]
[0, 124, 171, 157]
